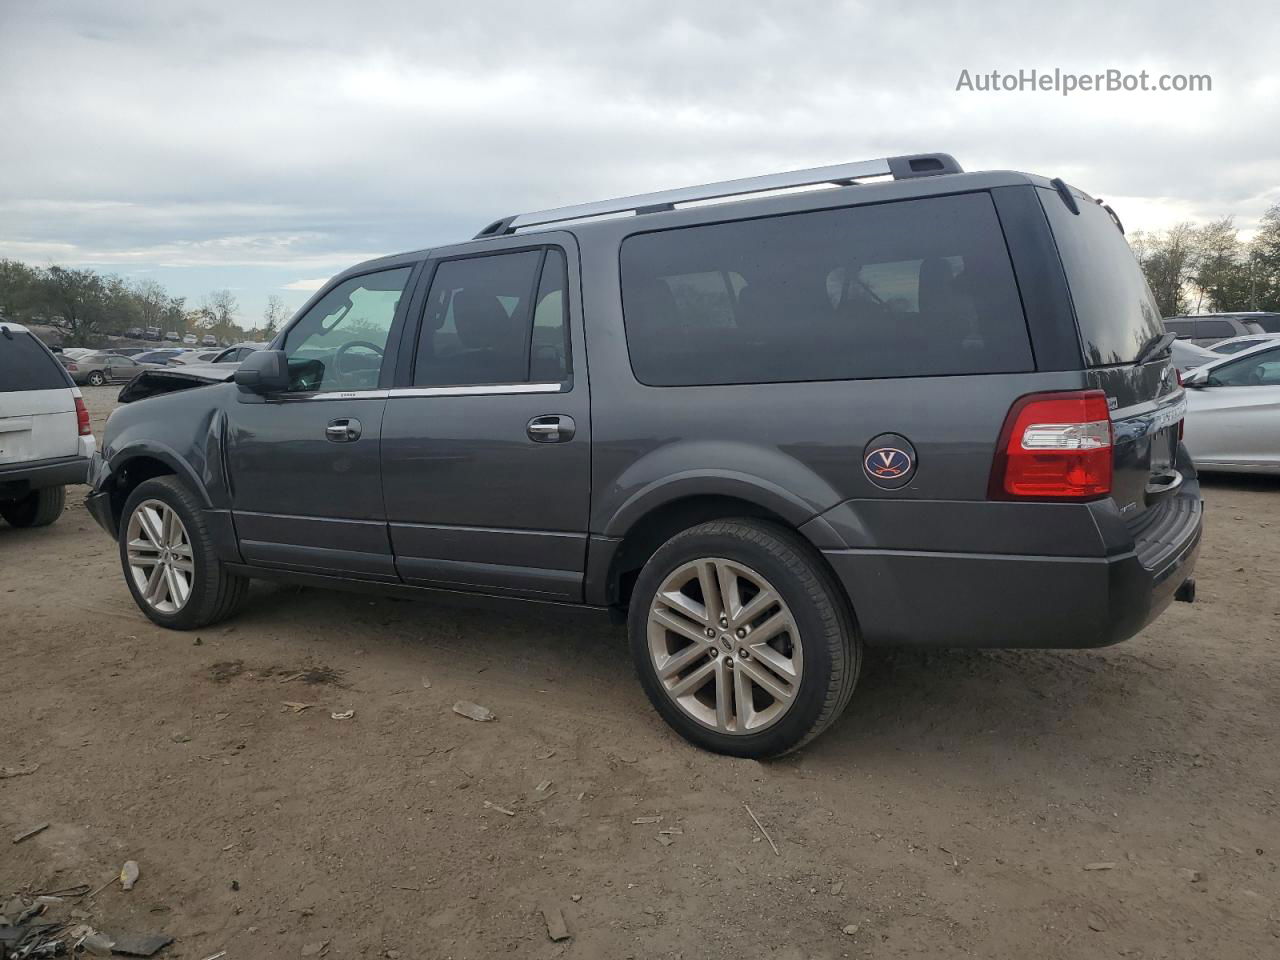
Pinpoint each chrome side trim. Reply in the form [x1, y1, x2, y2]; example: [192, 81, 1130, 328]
[272, 389, 389, 402]
[388, 382, 564, 398]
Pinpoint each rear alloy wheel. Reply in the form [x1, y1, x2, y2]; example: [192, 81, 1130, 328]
[119, 476, 248, 629]
[628, 519, 860, 758]
[87, 370, 106, 386]
[647, 557, 803, 734]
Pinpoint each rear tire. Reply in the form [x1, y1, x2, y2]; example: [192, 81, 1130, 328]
[87, 370, 106, 386]
[627, 518, 860, 758]
[119, 476, 248, 629]
[1, 486, 66, 527]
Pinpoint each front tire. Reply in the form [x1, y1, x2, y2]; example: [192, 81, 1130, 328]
[119, 476, 248, 629]
[627, 519, 860, 758]
[1, 485, 66, 527]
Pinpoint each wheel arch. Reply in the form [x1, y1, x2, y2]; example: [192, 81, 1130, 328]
[591, 485, 848, 610]
[105, 443, 212, 529]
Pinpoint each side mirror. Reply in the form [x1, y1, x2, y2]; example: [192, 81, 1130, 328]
[233, 350, 290, 394]
[1182, 370, 1208, 388]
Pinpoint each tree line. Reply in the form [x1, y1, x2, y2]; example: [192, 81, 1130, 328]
[0, 259, 291, 347]
[1130, 200, 1280, 317]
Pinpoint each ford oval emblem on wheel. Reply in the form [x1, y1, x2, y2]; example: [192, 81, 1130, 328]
[862, 433, 918, 489]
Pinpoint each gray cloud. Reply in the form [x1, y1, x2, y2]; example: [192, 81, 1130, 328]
[1, 0, 1276, 321]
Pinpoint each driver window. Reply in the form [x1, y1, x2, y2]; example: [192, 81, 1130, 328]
[281, 266, 412, 393]
[1211, 346, 1280, 387]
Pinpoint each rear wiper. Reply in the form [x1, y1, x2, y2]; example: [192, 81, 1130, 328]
[1133, 331, 1177, 366]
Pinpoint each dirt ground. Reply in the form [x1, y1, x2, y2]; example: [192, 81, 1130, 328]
[2, 385, 1278, 960]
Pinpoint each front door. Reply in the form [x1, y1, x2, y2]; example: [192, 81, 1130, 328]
[225, 263, 418, 579]
[381, 241, 591, 600]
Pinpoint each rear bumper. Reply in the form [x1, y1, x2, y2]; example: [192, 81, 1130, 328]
[0, 455, 90, 495]
[816, 480, 1203, 650]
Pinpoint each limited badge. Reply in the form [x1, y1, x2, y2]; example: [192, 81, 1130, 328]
[862, 433, 917, 490]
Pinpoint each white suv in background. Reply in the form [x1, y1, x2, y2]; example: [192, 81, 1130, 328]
[0, 322, 96, 527]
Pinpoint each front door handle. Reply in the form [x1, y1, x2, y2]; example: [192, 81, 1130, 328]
[325, 418, 362, 442]
[527, 415, 575, 443]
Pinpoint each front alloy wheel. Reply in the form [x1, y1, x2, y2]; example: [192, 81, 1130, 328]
[647, 557, 803, 734]
[125, 498, 195, 613]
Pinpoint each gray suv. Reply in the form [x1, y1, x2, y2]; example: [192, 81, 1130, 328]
[85, 153, 1202, 757]
[1164, 313, 1270, 346]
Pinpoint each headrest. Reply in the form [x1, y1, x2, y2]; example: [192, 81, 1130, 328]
[453, 290, 512, 349]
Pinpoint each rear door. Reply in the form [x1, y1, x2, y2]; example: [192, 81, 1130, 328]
[1040, 190, 1188, 522]
[0, 330, 77, 464]
[380, 236, 591, 600]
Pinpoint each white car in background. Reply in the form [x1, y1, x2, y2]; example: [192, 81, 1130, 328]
[0, 322, 96, 527]
[1183, 340, 1280, 474]
[1206, 332, 1280, 356]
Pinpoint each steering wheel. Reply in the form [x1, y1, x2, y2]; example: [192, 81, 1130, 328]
[332, 340, 384, 386]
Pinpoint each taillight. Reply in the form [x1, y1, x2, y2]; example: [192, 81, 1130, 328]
[74, 394, 92, 436]
[66, 362, 79, 371]
[989, 390, 1113, 500]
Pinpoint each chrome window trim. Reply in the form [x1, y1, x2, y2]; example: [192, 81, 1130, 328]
[267, 382, 566, 402]
[389, 382, 564, 398]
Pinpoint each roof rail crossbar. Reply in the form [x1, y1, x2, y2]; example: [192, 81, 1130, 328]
[486, 152, 961, 235]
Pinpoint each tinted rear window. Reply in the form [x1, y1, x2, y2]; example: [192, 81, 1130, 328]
[1040, 188, 1164, 366]
[620, 193, 1033, 386]
[0, 330, 71, 392]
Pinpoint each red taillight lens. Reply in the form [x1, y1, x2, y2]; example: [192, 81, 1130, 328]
[989, 390, 1113, 500]
[66, 362, 79, 371]
[74, 395, 92, 436]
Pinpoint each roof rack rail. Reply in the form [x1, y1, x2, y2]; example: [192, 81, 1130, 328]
[474, 152, 962, 238]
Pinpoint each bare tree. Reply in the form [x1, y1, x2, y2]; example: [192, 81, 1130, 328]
[199, 289, 240, 343]
[262, 294, 289, 339]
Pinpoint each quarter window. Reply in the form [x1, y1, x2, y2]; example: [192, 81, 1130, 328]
[282, 267, 412, 393]
[619, 193, 1032, 386]
[413, 248, 569, 387]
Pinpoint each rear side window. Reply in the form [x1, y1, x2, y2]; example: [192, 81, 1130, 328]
[1254, 315, 1280, 333]
[413, 248, 569, 387]
[1196, 319, 1236, 340]
[1040, 189, 1164, 366]
[620, 193, 1032, 386]
[0, 330, 70, 392]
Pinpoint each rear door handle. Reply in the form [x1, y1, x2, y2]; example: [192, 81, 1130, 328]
[527, 415, 575, 443]
[325, 418, 362, 442]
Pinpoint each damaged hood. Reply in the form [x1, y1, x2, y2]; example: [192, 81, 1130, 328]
[117, 364, 236, 403]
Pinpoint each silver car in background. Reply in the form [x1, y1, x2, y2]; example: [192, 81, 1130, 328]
[1206, 332, 1280, 356]
[1183, 340, 1280, 474]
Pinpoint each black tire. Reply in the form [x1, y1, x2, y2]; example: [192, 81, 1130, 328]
[1, 485, 66, 527]
[119, 476, 249, 629]
[87, 370, 106, 386]
[627, 518, 860, 758]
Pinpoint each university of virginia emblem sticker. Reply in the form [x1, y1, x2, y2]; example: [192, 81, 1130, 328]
[862, 433, 917, 490]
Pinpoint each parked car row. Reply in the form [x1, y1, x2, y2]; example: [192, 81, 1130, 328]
[53, 343, 270, 384]
[122, 329, 226, 347]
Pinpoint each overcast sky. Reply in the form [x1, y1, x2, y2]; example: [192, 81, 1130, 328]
[1, 0, 1276, 327]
